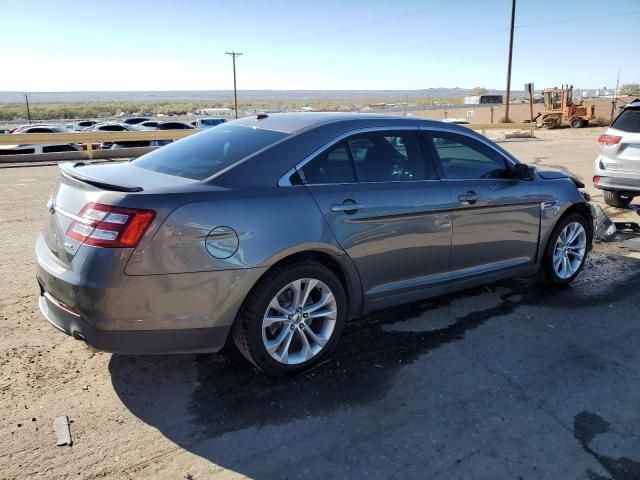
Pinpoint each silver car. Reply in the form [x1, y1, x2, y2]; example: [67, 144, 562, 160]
[594, 99, 640, 207]
[36, 113, 593, 375]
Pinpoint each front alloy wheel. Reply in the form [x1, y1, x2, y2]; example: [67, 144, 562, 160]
[552, 222, 587, 279]
[542, 213, 590, 287]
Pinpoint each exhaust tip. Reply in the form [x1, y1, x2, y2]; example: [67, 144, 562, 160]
[72, 331, 85, 341]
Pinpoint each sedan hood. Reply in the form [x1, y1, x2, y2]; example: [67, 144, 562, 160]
[537, 169, 585, 188]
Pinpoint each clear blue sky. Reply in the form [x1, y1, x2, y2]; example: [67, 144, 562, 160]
[1, 0, 638, 92]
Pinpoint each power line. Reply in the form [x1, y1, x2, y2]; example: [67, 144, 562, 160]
[516, 11, 640, 29]
[357, 10, 640, 57]
[255, 0, 481, 50]
[226, 51, 243, 119]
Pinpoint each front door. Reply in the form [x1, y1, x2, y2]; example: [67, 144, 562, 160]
[299, 129, 453, 307]
[422, 129, 541, 279]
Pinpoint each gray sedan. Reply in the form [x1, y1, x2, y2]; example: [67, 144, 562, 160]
[36, 113, 593, 375]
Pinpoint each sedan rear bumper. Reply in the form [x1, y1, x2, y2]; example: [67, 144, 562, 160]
[35, 234, 267, 354]
[38, 290, 230, 354]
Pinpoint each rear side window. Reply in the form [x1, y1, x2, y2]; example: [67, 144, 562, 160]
[158, 122, 191, 130]
[426, 131, 509, 179]
[26, 127, 55, 133]
[301, 141, 356, 184]
[134, 125, 288, 180]
[611, 108, 640, 133]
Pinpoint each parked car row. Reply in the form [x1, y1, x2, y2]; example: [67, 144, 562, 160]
[0, 124, 82, 155]
[0, 117, 226, 154]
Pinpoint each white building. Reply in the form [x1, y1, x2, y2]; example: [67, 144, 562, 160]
[195, 108, 233, 117]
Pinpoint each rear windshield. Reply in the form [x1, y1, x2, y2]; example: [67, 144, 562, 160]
[611, 108, 640, 133]
[133, 125, 288, 180]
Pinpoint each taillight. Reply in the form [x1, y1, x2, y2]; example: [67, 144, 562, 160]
[593, 175, 601, 184]
[598, 134, 622, 146]
[66, 203, 155, 248]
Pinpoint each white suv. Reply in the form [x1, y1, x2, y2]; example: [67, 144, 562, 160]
[594, 100, 640, 207]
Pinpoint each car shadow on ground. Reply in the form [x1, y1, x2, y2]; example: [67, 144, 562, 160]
[109, 251, 640, 477]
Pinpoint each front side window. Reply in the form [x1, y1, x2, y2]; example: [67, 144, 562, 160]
[426, 131, 509, 180]
[347, 132, 425, 182]
[299, 131, 426, 185]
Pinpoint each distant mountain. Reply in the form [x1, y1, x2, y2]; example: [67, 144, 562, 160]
[0, 88, 526, 104]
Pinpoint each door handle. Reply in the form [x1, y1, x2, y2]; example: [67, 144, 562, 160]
[330, 201, 365, 214]
[458, 191, 480, 205]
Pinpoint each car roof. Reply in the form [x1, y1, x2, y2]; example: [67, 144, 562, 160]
[622, 99, 640, 110]
[16, 123, 62, 128]
[14, 124, 67, 132]
[231, 112, 449, 134]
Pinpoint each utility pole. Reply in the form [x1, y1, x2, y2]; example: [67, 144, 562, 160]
[24, 93, 32, 124]
[504, 0, 516, 122]
[610, 67, 620, 124]
[226, 51, 243, 119]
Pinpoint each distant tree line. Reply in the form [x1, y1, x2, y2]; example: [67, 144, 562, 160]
[621, 83, 640, 96]
[0, 96, 465, 121]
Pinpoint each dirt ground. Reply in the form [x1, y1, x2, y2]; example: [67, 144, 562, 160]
[407, 99, 616, 125]
[1, 127, 640, 479]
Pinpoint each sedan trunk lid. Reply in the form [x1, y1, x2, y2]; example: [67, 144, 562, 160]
[43, 161, 198, 266]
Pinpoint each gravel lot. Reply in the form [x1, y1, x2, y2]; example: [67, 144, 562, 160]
[1, 127, 639, 480]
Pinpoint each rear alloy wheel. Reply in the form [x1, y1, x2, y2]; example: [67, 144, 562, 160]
[541, 213, 590, 287]
[233, 261, 346, 375]
[603, 190, 633, 208]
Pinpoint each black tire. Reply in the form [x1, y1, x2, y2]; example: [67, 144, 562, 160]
[570, 118, 583, 128]
[541, 213, 590, 288]
[232, 260, 347, 376]
[543, 115, 559, 129]
[603, 190, 633, 208]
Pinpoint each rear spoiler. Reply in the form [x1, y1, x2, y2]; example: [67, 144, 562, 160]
[59, 163, 143, 192]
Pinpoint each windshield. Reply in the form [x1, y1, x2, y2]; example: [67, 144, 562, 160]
[133, 125, 288, 180]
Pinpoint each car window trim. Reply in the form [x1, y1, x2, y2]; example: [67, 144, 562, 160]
[279, 126, 436, 187]
[421, 128, 517, 180]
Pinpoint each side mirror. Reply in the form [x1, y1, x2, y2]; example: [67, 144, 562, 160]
[514, 163, 535, 181]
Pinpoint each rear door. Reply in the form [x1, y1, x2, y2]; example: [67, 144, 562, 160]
[299, 128, 453, 307]
[422, 129, 541, 278]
